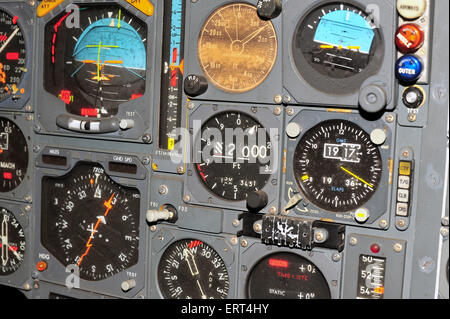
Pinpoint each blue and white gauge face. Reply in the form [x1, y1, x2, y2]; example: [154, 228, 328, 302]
[44, 4, 147, 118]
[293, 2, 383, 93]
[314, 10, 375, 54]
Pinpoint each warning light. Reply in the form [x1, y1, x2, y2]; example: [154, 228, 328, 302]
[59, 90, 74, 104]
[80, 108, 99, 117]
[6, 52, 19, 60]
[268, 258, 289, 268]
[3, 172, 13, 180]
[12, 16, 18, 25]
[374, 286, 385, 295]
[36, 261, 47, 272]
[370, 244, 381, 254]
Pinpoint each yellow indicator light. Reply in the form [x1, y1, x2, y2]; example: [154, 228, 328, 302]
[320, 45, 334, 49]
[399, 161, 411, 176]
[302, 175, 309, 181]
[37, 0, 65, 18]
[126, 0, 154, 16]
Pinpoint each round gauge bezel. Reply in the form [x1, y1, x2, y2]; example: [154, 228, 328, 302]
[291, 0, 385, 95]
[293, 119, 383, 213]
[197, 2, 278, 94]
[0, 207, 26, 276]
[0, 4, 32, 110]
[194, 110, 272, 202]
[157, 238, 231, 299]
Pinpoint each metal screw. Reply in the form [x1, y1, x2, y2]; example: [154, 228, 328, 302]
[240, 239, 248, 247]
[25, 104, 32, 112]
[183, 195, 191, 202]
[286, 108, 295, 116]
[230, 236, 238, 246]
[141, 156, 151, 166]
[186, 101, 195, 110]
[331, 280, 338, 287]
[158, 235, 164, 241]
[274, 95, 282, 104]
[25, 195, 32, 203]
[273, 106, 282, 116]
[232, 219, 240, 227]
[23, 283, 31, 291]
[441, 217, 449, 226]
[33, 145, 40, 153]
[397, 219, 406, 227]
[24, 205, 31, 213]
[332, 253, 341, 262]
[441, 227, 449, 238]
[269, 206, 277, 214]
[142, 134, 152, 144]
[349, 237, 358, 246]
[393, 243, 403, 253]
[253, 221, 262, 234]
[177, 166, 185, 175]
[402, 150, 410, 158]
[29, 0, 35, 7]
[283, 95, 292, 104]
[379, 219, 388, 229]
[26, 114, 33, 121]
[385, 114, 395, 123]
[408, 113, 417, 122]
[158, 185, 168, 195]
[150, 225, 157, 232]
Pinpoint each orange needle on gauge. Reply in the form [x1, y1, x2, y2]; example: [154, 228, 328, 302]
[77, 193, 115, 267]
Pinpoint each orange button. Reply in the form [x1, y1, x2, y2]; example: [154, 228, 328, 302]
[36, 261, 47, 272]
[396, 23, 424, 54]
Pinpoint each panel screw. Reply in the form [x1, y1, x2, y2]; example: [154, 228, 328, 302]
[332, 253, 341, 262]
[379, 219, 388, 229]
[29, 0, 35, 7]
[183, 195, 191, 202]
[269, 206, 277, 214]
[141, 156, 151, 166]
[385, 114, 395, 123]
[25, 114, 33, 121]
[232, 219, 240, 227]
[158, 185, 168, 195]
[393, 243, 403, 253]
[283, 95, 292, 104]
[286, 108, 295, 116]
[186, 101, 195, 110]
[142, 134, 152, 144]
[349, 237, 358, 246]
[25, 195, 32, 203]
[274, 95, 282, 104]
[402, 150, 410, 158]
[397, 219, 406, 227]
[441, 227, 449, 238]
[23, 283, 31, 291]
[408, 113, 417, 122]
[230, 236, 238, 246]
[24, 205, 31, 213]
[150, 225, 157, 232]
[441, 217, 449, 226]
[177, 166, 185, 175]
[273, 106, 282, 116]
[253, 221, 262, 234]
[240, 239, 248, 247]
[33, 145, 40, 153]
[25, 104, 32, 112]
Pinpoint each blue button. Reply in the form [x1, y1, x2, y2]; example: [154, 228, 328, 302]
[395, 55, 423, 83]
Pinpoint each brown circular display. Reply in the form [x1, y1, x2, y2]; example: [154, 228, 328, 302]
[198, 3, 277, 93]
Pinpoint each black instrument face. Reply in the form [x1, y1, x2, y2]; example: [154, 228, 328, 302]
[41, 163, 140, 281]
[196, 111, 272, 201]
[157, 239, 230, 299]
[43, 3, 147, 118]
[293, 2, 383, 94]
[0, 10, 26, 103]
[247, 253, 331, 299]
[0, 208, 26, 275]
[0, 118, 28, 192]
[293, 120, 382, 213]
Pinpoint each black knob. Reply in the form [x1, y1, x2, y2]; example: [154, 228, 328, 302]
[257, 0, 282, 20]
[184, 74, 208, 97]
[402, 86, 425, 109]
[246, 190, 269, 213]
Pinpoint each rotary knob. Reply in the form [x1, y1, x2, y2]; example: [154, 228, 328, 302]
[257, 0, 282, 20]
[184, 74, 208, 97]
[246, 190, 269, 213]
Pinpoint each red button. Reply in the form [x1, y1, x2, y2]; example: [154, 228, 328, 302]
[396, 23, 425, 54]
[36, 261, 47, 272]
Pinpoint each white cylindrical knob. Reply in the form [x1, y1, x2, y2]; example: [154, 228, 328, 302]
[121, 279, 136, 292]
[146, 209, 172, 223]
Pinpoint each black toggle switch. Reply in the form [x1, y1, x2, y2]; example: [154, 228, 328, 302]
[247, 190, 269, 213]
[257, 0, 282, 20]
[184, 74, 208, 97]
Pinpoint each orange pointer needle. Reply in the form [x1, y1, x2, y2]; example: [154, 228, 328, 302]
[77, 193, 115, 267]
